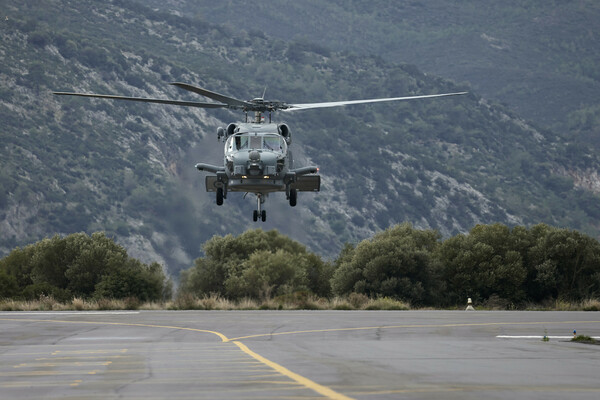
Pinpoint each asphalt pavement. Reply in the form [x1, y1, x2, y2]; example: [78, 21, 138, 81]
[1, 310, 599, 399]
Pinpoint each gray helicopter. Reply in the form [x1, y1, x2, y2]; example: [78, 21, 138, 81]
[54, 83, 466, 221]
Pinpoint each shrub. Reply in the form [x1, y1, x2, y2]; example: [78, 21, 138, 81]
[364, 297, 410, 310]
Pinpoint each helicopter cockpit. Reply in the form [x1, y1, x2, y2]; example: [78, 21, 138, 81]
[226, 134, 286, 154]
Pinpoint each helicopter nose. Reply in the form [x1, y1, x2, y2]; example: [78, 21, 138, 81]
[249, 150, 260, 161]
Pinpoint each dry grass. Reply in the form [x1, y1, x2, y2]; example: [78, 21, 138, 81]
[364, 297, 411, 310]
[581, 298, 600, 311]
[520, 298, 600, 311]
[0, 295, 448, 312]
[3, 294, 596, 312]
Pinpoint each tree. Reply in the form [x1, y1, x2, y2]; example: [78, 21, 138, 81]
[527, 226, 600, 300]
[438, 224, 527, 306]
[331, 223, 442, 305]
[95, 261, 168, 301]
[179, 229, 330, 300]
[0, 270, 19, 298]
[0, 232, 170, 301]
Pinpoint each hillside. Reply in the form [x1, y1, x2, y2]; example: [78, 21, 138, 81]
[153, 0, 600, 142]
[1, 0, 600, 273]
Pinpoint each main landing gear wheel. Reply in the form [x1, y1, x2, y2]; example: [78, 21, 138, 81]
[253, 210, 258, 222]
[216, 187, 224, 206]
[289, 188, 297, 207]
[261, 210, 266, 222]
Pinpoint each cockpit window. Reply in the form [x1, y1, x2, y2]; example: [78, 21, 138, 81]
[232, 134, 286, 152]
[235, 135, 249, 150]
[263, 136, 282, 151]
[250, 136, 262, 149]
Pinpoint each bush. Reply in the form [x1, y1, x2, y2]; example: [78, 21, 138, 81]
[348, 292, 369, 309]
[0, 232, 170, 301]
[180, 229, 331, 300]
[21, 283, 72, 303]
[364, 297, 410, 310]
[332, 223, 441, 305]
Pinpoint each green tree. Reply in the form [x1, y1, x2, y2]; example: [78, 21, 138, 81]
[0, 232, 170, 301]
[179, 229, 330, 300]
[95, 261, 167, 301]
[0, 270, 19, 298]
[331, 223, 441, 305]
[438, 224, 527, 306]
[527, 226, 600, 300]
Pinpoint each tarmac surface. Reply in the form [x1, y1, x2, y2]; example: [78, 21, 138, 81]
[1, 310, 600, 399]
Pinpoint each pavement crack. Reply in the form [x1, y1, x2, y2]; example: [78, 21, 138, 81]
[268, 324, 285, 341]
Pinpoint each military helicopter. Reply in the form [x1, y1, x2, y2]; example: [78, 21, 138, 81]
[54, 83, 466, 221]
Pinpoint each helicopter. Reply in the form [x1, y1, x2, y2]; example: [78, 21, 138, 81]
[54, 83, 467, 221]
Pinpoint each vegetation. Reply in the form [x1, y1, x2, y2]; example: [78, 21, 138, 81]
[3, 0, 600, 274]
[165, 0, 600, 143]
[178, 229, 333, 300]
[331, 224, 442, 306]
[571, 335, 598, 344]
[0, 232, 172, 302]
[1, 223, 599, 310]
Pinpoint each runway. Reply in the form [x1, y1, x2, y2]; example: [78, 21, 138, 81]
[1, 310, 599, 399]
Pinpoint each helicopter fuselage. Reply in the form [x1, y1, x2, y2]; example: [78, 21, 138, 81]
[195, 121, 320, 221]
[224, 123, 290, 193]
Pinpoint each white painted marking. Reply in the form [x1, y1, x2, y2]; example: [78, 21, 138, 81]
[497, 335, 600, 339]
[0, 311, 140, 315]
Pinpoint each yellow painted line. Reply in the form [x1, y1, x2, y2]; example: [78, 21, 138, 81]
[226, 320, 600, 342]
[36, 355, 133, 360]
[52, 349, 128, 355]
[1, 317, 352, 398]
[0, 318, 228, 342]
[14, 361, 112, 368]
[233, 341, 354, 400]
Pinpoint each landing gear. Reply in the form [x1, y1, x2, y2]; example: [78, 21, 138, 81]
[216, 187, 224, 206]
[253, 194, 267, 222]
[289, 188, 297, 207]
[215, 173, 227, 206]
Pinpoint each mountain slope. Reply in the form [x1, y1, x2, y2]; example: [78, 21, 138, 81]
[1, 0, 599, 273]
[151, 0, 600, 139]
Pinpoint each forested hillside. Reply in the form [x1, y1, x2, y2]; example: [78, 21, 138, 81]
[2, 0, 600, 274]
[159, 0, 600, 145]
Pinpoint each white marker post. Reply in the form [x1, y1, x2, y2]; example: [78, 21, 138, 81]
[466, 298, 475, 311]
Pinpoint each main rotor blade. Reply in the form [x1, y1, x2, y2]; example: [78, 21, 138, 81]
[283, 91, 468, 111]
[53, 92, 228, 108]
[170, 82, 251, 109]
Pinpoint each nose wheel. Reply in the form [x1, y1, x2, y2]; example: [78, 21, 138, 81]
[253, 209, 266, 222]
[253, 194, 267, 222]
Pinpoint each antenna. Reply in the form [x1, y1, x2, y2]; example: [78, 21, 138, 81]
[262, 86, 268, 100]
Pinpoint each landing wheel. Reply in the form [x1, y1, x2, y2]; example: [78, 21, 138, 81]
[261, 210, 266, 222]
[216, 187, 224, 206]
[253, 210, 258, 222]
[289, 188, 297, 207]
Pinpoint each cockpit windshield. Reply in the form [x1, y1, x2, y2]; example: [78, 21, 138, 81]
[263, 136, 282, 151]
[231, 134, 286, 153]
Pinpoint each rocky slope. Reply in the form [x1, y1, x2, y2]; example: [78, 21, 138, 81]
[1, 0, 599, 274]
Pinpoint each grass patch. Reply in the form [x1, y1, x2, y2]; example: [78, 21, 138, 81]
[0, 293, 413, 311]
[3, 295, 600, 311]
[581, 299, 600, 311]
[364, 297, 410, 311]
[571, 335, 597, 344]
